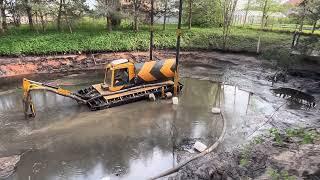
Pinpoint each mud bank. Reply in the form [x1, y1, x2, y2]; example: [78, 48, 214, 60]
[0, 51, 174, 78]
[1, 50, 318, 79]
[0, 50, 267, 78]
[168, 52, 320, 179]
[172, 129, 320, 180]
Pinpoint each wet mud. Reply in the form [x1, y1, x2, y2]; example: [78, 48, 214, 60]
[0, 51, 319, 179]
[172, 133, 320, 180]
[0, 73, 270, 179]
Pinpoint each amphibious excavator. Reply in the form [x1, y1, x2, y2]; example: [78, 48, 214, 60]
[23, 0, 185, 117]
[23, 58, 183, 117]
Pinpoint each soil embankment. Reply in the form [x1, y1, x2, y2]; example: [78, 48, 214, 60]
[0, 50, 277, 78]
[0, 51, 174, 78]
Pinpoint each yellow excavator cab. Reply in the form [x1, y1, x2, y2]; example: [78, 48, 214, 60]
[102, 59, 135, 92]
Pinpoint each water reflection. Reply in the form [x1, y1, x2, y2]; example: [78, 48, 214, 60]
[0, 73, 272, 180]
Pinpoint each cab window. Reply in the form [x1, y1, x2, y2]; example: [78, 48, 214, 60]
[114, 68, 129, 86]
[105, 69, 112, 85]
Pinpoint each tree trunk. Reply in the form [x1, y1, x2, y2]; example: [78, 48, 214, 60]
[243, 0, 251, 26]
[264, 15, 269, 27]
[222, 0, 238, 50]
[299, 16, 304, 32]
[13, 14, 21, 27]
[298, 2, 306, 33]
[57, 0, 63, 31]
[39, 11, 45, 32]
[0, 8, 2, 34]
[13, 1, 21, 27]
[0, 0, 7, 30]
[10, 0, 21, 28]
[261, 0, 268, 29]
[163, 0, 168, 30]
[0, 0, 3, 33]
[133, 1, 138, 31]
[35, 11, 39, 33]
[24, 0, 33, 30]
[134, 15, 138, 31]
[107, 16, 112, 31]
[188, 0, 192, 29]
[1, 8, 6, 30]
[67, 19, 72, 33]
[311, 20, 317, 34]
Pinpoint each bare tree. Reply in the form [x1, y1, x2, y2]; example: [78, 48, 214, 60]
[0, 4, 2, 33]
[298, 0, 307, 32]
[33, 0, 47, 31]
[96, 0, 121, 31]
[243, 0, 251, 26]
[222, 0, 238, 50]
[0, 0, 7, 31]
[251, 0, 284, 28]
[260, 0, 268, 28]
[0, 0, 3, 33]
[133, 0, 142, 31]
[163, 0, 168, 30]
[158, 0, 177, 30]
[55, 0, 87, 32]
[57, 0, 63, 31]
[7, 0, 23, 27]
[188, 0, 192, 29]
[305, 0, 320, 34]
[23, 0, 33, 29]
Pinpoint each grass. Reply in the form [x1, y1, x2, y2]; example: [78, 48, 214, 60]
[0, 19, 319, 64]
[267, 168, 296, 180]
[239, 144, 251, 167]
[269, 127, 319, 145]
[239, 24, 320, 36]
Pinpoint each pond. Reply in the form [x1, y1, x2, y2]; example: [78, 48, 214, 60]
[0, 68, 273, 180]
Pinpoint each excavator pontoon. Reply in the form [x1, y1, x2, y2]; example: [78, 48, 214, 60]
[22, 58, 183, 117]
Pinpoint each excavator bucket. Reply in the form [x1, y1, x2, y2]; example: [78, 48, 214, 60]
[22, 78, 36, 117]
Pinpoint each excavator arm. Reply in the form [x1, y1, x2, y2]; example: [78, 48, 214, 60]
[22, 78, 86, 117]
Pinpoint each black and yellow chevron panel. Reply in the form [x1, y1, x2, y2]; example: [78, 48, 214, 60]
[135, 59, 176, 84]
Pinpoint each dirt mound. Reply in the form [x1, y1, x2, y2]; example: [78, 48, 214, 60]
[172, 134, 320, 180]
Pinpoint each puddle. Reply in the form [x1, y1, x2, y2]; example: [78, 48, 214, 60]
[0, 70, 273, 180]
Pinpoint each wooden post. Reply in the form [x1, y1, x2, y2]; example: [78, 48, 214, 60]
[257, 36, 261, 54]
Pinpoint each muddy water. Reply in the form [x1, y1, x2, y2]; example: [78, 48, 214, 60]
[0, 69, 273, 180]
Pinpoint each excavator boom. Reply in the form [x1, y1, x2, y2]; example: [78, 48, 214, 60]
[22, 78, 86, 117]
